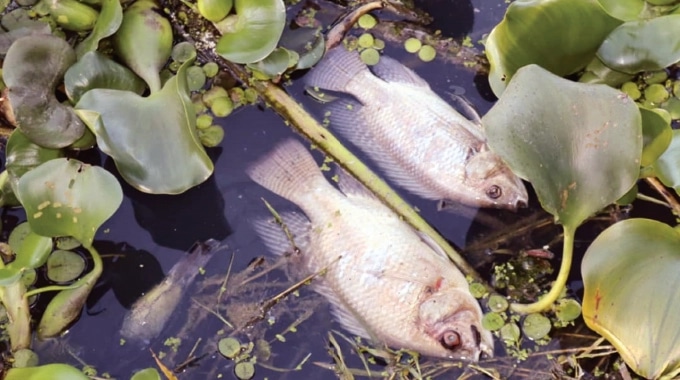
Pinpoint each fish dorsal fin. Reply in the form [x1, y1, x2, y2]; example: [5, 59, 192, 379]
[371, 56, 430, 88]
[251, 211, 312, 256]
[335, 166, 379, 200]
[417, 230, 450, 262]
[305, 47, 369, 93]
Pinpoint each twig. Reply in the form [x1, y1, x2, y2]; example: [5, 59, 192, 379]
[644, 176, 680, 215]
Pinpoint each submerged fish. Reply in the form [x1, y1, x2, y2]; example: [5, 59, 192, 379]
[120, 239, 220, 344]
[305, 47, 528, 210]
[247, 139, 493, 360]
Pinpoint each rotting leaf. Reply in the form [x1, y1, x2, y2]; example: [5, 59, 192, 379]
[3, 35, 85, 148]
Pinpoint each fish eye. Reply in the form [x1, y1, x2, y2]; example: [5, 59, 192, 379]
[440, 330, 461, 350]
[486, 185, 502, 199]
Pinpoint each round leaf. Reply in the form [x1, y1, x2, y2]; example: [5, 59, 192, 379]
[130, 368, 161, 380]
[75, 59, 214, 194]
[485, 0, 622, 95]
[5, 363, 90, 380]
[597, 15, 680, 74]
[15, 158, 122, 248]
[482, 64, 642, 229]
[3, 35, 85, 148]
[215, 0, 285, 64]
[46, 250, 86, 283]
[582, 219, 680, 379]
[8, 222, 52, 270]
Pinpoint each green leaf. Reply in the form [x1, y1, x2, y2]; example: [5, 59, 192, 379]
[7, 222, 52, 270]
[3, 35, 85, 148]
[5, 129, 64, 195]
[64, 51, 145, 104]
[75, 0, 123, 58]
[215, 0, 285, 64]
[15, 158, 122, 248]
[482, 64, 642, 230]
[485, 0, 622, 95]
[597, 14, 680, 74]
[596, 0, 645, 21]
[653, 129, 680, 195]
[5, 363, 89, 380]
[278, 26, 325, 70]
[247, 47, 296, 78]
[582, 219, 680, 379]
[131, 368, 161, 380]
[640, 107, 672, 167]
[75, 58, 213, 194]
[112, 0, 172, 93]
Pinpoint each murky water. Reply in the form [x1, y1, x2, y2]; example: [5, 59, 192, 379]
[2, 1, 613, 379]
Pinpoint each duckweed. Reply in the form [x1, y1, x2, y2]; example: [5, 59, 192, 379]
[481, 312, 504, 331]
[218, 337, 241, 359]
[357, 14, 377, 29]
[469, 282, 487, 298]
[644, 83, 669, 104]
[203, 86, 230, 107]
[487, 294, 509, 312]
[522, 313, 551, 340]
[358, 33, 374, 49]
[186, 66, 207, 91]
[210, 97, 233, 117]
[499, 322, 520, 343]
[171, 41, 196, 63]
[554, 298, 581, 322]
[417, 45, 436, 62]
[642, 70, 668, 85]
[203, 61, 219, 77]
[360, 48, 380, 66]
[620, 82, 641, 100]
[404, 38, 422, 53]
[196, 114, 213, 130]
[234, 361, 255, 380]
[199, 125, 225, 147]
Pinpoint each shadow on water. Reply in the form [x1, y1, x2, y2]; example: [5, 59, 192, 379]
[7, 0, 630, 379]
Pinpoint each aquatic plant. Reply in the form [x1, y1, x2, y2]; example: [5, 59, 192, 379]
[483, 0, 680, 377]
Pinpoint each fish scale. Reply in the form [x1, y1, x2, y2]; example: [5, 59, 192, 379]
[305, 47, 528, 210]
[247, 139, 493, 360]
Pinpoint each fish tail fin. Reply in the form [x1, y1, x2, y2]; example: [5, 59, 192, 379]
[252, 211, 311, 257]
[305, 47, 368, 93]
[168, 239, 221, 286]
[246, 139, 327, 204]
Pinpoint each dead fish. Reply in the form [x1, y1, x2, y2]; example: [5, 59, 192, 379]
[305, 47, 528, 210]
[247, 139, 493, 360]
[120, 239, 220, 344]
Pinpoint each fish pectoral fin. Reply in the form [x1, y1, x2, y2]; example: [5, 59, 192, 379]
[449, 94, 483, 126]
[370, 55, 430, 88]
[416, 231, 450, 262]
[335, 166, 379, 200]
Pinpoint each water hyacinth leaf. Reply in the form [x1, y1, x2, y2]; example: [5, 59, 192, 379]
[596, 0, 645, 21]
[215, 0, 285, 64]
[112, 0, 172, 93]
[483, 65, 642, 230]
[582, 219, 680, 379]
[64, 51, 145, 104]
[130, 368, 161, 380]
[598, 15, 680, 74]
[278, 26, 325, 70]
[38, 245, 102, 338]
[640, 107, 672, 167]
[0, 171, 19, 207]
[15, 158, 122, 248]
[0, 267, 22, 286]
[485, 0, 621, 95]
[5, 129, 64, 195]
[0, 22, 50, 56]
[46, 250, 86, 283]
[3, 35, 85, 148]
[7, 222, 52, 270]
[75, 58, 214, 194]
[5, 363, 90, 380]
[653, 129, 680, 195]
[75, 0, 123, 58]
[578, 56, 633, 87]
[247, 47, 295, 78]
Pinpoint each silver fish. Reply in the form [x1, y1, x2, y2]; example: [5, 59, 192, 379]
[247, 139, 493, 360]
[305, 47, 528, 210]
[120, 239, 220, 344]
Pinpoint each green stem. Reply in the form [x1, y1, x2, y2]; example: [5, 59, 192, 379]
[510, 225, 575, 314]
[0, 281, 31, 351]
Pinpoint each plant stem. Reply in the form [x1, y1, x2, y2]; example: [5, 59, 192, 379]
[0, 281, 31, 351]
[510, 225, 575, 314]
[644, 177, 680, 216]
